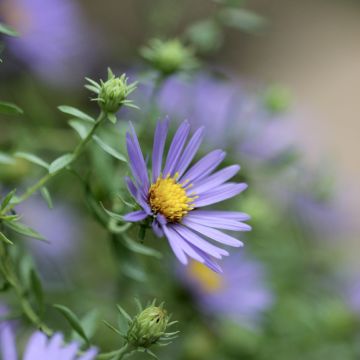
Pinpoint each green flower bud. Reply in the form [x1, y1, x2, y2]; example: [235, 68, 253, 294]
[264, 85, 292, 114]
[85, 69, 137, 115]
[141, 39, 197, 76]
[127, 305, 169, 348]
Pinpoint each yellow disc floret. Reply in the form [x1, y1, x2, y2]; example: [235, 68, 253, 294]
[148, 174, 196, 222]
[188, 261, 223, 293]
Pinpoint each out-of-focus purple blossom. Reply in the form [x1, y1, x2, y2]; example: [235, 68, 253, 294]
[180, 252, 273, 328]
[1, 0, 96, 86]
[17, 197, 83, 282]
[0, 305, 17, 360]
[156, 73, 296, 163]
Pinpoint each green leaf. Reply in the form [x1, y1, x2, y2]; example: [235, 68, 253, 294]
[0, 101, 23, 115]
[0, 23, 19, 37]
[68, 119, 91, 139]
[58, 105, 95, 123]
[49, 153, 74, 174]
[219, 8, 266, 32]
[30, 269, 45, 315]
[123, 234, 162, 259]
[6, 221, 45, 241]
[1, 189, 17, 210]
[40, 187, 53, 209]
[53, 304, 89, 345]
[100, 204, 124, 221]
[14, 152, 49, 169]
[93, 135, 127, 162]
[0, 232, 13, 245]
[0, 152, 14, 165]
[102, 320, 124, 336]
[116, 304, 132, 323]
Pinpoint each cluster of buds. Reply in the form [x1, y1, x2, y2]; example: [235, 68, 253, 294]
[141, 39, 197, 76]
[85, 68, 137, 119]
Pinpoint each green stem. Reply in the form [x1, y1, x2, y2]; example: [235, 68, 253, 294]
[1, 111, 107, 215]
[98, 344, 133, 360]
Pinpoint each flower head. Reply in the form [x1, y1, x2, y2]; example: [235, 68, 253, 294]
[0, 327, 97, 360]
[141, 39, 197, 76]
[127, 305, 169, 348]
[124, 119, 250, 271]
[180, 253, 273, 328]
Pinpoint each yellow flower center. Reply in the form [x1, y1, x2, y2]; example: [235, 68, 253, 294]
[148, 174, 195, 222]
[188, 261, 223, 293]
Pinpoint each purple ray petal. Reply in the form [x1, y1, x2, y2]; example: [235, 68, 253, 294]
[127, 123, 149, 189]
[194, 183, 248, 207]
[0, 317, 17, 360]
[190, 210, 251, 221]
[163, 121, 190, 177]
[183, 219, 244, 247]
[180, 149, 226, 184]
[23, 331, 47, 360]
[191, 165, 240, 195]
[166, 225, 205, 263]
[162, 225, 188, 264]
[123, 210, 148, 222]
[175, 127, 204, 178]
[58, 341, 78, 358]
[152, 118, 169, 182]
[190, 249, 223, 273]
[152, 220, 164, 237]
[125, 176, 138, 199]
[173, 224, 229, 259]
[186, 214, 251, 231]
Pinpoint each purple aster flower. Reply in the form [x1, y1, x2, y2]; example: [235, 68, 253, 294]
[123, 119, 251, 272]
[1, 0, 95, 86]
[180, 253, 273, 328]
[0, 305, 17, 360]
[0, 327, 97, 360]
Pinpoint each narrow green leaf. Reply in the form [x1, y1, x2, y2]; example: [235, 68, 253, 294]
[0, 101, 23, 115]
[30, 269, 44, 315]
[0, 152, 15, 165]
[116, 304, 132, 323]
[49, 153, 74, 174]
[0, 23, 19, 36]
[0, 232, 13, 245]
[40, 187, 53, 209]
[68, 119, 91, 139]
[100, 203, 124, 221]
[123, 235, 162, 259]
[1, 189, 16, 210]
[219, 8, 266, 32]
[58, 105, 95, 123]
[93, 135, 127, 162]
[6, 221, 45, 241]
[102, 320, 124, 336]
[14, 152, 49, 169]
[53, 304, 89, 345]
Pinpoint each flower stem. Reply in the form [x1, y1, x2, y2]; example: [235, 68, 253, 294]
[0, 111, 107, 215]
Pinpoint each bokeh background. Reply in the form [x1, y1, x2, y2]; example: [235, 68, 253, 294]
[1, 0, 360, 358]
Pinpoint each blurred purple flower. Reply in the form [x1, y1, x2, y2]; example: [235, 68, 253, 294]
[181, 253, 273, 328]
[1, 0, 95, 86]
[0, 305, 17, 360]
[17, 197, 83, 282]
[0, 326, 97, 360]
[156, 73, 296, 163]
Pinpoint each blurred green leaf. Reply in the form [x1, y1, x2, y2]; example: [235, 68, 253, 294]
[186, 20, 223, 54]
[93, 135, 127, 162]
[0, 101, 23, 115]
[0, 232, 13, 245]
[6, 221, 45, 241]
[0, 152, 15, 165]
[30, 269, 45, 316]
[219, 8, 266, 32]
[49, 153, 74, 174]
[58, 105, 95, 123]
[40, 187, 53, 209]
[14, 152, 49, 169]
[68, 119, 91, 139]
[123, 234, 162, 259]
[0, 23, 18, 36]
[1, 189, 17, 210]
[107, 113, 117, 124]
[53, 304, 90, 345]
